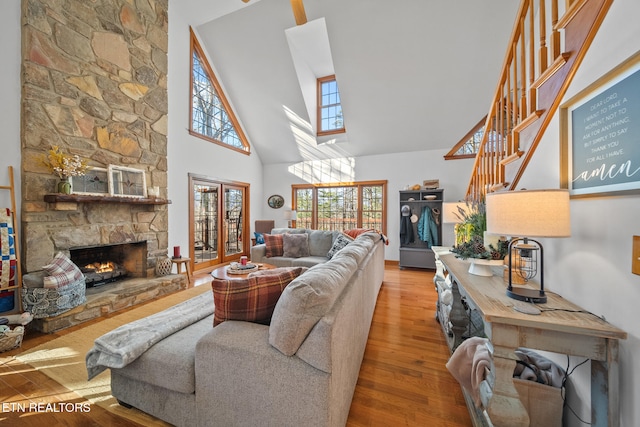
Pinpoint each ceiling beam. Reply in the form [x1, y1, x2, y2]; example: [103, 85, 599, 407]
[291, 0, 307, 25]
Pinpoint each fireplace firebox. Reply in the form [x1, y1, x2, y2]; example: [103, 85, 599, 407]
[70, 241, 147, 287]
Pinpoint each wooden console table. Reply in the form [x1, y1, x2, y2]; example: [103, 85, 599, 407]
[438, 253, 626, 427]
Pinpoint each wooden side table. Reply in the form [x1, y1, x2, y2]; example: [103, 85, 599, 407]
[171, 257, 192, 284]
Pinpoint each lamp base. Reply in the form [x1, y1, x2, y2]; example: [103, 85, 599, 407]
[506, 287, 547, 304]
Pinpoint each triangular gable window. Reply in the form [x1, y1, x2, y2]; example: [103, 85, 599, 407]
[189, 28, 250, 154]
[444, 116, 485, 160]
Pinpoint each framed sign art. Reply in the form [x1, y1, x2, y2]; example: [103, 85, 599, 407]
[560, 52, 640, 197]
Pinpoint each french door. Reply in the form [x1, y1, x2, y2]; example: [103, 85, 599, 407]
[189, 174, 249, 271]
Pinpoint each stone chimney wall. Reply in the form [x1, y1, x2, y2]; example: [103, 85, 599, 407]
[20, 0, 169, 273]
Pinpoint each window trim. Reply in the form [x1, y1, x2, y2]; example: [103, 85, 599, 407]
[291, 180, 387, 235]
[189, 27, 250, 155]
[316, 75, 346, 136]
[444, 116, 487, 160]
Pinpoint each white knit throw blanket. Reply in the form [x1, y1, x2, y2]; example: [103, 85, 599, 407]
[86, 291, 214, 380]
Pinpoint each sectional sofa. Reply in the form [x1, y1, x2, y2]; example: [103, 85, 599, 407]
[250, 227, 349, 267]
[104, 230, 385, 427]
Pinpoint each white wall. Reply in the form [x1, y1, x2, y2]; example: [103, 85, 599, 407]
[0, 1, 21, 212]
[263, 149, 475, 257]
[167, 3, 265, 258]
[518, 0, 639, 425]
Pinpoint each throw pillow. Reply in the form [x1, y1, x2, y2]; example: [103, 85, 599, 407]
[264, 233, 284, 257]
[327, 233, 354, 259]
[42, 252, 84, 289]
[211, 266, 307, 326]
[282, 233, 310, 258]
[43, 270, 83, 289]
[254, 232, 265, 245]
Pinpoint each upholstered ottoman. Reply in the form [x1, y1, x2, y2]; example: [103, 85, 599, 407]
[21, 271, 86, 318]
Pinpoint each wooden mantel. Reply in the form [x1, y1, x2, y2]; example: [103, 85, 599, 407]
[44, 194, 171, 205]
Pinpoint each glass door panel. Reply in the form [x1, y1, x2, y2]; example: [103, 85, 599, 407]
[192, 180, 220, 269]
[189, 174, 249, 271]
[224, 186, 244, 259]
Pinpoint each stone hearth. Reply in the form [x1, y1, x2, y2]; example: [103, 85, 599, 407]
[32, 274, 188, 333]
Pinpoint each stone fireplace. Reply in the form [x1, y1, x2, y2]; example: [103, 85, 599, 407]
[18, 1, 179, 332]
[20, 0, 170, 273]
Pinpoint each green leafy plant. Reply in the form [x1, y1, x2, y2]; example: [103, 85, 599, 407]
[454, 200, 486, 240]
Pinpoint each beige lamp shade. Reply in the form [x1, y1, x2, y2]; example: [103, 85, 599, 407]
[442, 202, 470, 224]
[486, 189, 571, 237]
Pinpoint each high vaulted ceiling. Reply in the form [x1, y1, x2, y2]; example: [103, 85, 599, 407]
[189, 0, 519, 165]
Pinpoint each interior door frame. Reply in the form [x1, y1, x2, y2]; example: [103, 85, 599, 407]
[188, 173, 250, 272]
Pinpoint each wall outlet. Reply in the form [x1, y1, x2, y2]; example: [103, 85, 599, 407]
[633, 236, 640, 275]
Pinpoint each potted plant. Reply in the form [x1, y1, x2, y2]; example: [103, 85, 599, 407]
[452, 200, 486, 246]
[41, 146, 89, 194]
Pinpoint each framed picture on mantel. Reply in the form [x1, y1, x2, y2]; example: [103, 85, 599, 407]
[560, 52, 640, 198]
[108, 165, 147, 198]
[70, 167, 109, 195]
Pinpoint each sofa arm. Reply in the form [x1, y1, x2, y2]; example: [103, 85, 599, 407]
[250, 244, 267, 263]
[195, 321, 330, 427]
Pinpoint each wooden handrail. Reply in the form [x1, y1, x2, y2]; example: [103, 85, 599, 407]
[465, 0, 613, 201]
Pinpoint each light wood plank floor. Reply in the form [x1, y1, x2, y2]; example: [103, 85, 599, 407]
[0, 264, 471, 426]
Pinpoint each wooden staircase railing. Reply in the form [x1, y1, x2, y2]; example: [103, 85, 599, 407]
[466, 0, 614, 201]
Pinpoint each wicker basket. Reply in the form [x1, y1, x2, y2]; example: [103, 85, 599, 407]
[0, 326, 24, 352]
[155, 257, 173, 276]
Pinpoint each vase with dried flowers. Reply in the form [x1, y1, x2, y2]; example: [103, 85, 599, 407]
[41, 146, 89, 194]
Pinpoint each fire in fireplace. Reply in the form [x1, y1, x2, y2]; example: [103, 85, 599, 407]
[81, 261, 128, 287]
[70, 241, 148, 288]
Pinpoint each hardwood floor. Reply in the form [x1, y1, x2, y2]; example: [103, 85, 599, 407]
[0, 264, 471, 426]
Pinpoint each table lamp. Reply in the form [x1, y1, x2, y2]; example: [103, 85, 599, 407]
[485, 189, 570, 303]
[284, 210, 297, 228]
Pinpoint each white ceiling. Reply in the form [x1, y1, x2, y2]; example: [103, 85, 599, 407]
[192, 0, 519, 165]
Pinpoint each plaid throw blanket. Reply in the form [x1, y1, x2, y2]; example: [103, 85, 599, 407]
[85, 291, 214, 380]
[0, 209, 17, 288]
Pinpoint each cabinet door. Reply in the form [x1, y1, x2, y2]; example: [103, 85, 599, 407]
[400, 248, 436, 269]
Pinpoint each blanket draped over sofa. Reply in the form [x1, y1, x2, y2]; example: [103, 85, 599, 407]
[86, 291, 214, 380]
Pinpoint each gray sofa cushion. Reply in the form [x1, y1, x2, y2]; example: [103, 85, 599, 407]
[269, 254, 358, 356]
[307, 230, 338, 257]
[258, 256, 330, 268]
[282, 233, 310, 258]
[271, 227, 306, 235]
[291, 256, 329, 267]
[115, 315, 214, 394]
[267, 228, 339, 258]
